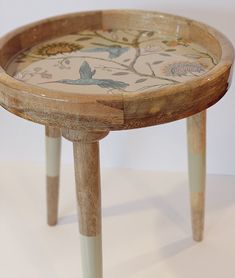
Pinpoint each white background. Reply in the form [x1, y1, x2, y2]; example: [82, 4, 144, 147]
[0, 0, 234, 174]
[1, 164, 235, 277]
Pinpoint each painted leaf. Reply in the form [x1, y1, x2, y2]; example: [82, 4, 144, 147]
[147, 31, 154, 37]
[123, 58, 131, 62]
[79, 61, 94, 79]
[184, 54, 202, 59]
[97, 79, 129, 89]
[122, 37, 128, 42]
[135, 78, 147, 83]
[112, 72, 129, 76]
[159, 53, 171, 57]
[153, 61, 163, 65]
[165, 49, 176, 52]
[76, 37, 92, 41]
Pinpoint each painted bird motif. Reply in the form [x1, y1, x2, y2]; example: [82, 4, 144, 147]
[42, 61, 129, 90]
[81, 43, 129, 59]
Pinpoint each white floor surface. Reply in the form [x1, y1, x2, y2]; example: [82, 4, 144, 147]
[0, 162, 235, 277]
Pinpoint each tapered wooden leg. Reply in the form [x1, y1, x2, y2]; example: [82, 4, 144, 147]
[63, 129, 108, 278]
[45, 126, 61, 226]
[187, 111, 206, 241]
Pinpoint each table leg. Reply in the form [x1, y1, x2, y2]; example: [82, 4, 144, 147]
[187, 110, 206, 241]
[45, 126, 61, 226]
[63, 129, 108, 278]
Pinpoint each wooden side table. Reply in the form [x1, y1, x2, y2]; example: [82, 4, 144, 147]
[0, 10, 233, 278]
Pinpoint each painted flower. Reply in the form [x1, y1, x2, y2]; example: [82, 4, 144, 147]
[36, 42, 82, 56]
[163, 62, 205, 77]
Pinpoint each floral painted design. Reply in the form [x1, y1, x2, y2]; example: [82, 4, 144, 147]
[6, 29, 218, 94]
[36, 42, 82, 56]
[163, 62, 205, 77]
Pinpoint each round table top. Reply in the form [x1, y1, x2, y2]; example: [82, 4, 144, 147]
[0, 10, 233, 131]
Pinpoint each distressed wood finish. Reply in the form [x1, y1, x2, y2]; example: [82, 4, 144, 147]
[187, 111, 206, 241]
[45, 126, 61, 226]
[62, 129, 108, 236]
[63, 129, 108, 278]
[73, 141, 102, 236]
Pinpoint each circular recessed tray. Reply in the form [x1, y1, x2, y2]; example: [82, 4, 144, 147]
[0, 10, 233, 130]
[7, 29, 217, 94]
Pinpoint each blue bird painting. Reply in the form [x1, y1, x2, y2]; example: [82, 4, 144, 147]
[42, 61, 129, 90]
[81, 44, 129, 59]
